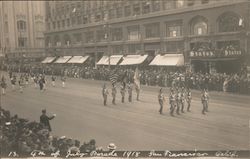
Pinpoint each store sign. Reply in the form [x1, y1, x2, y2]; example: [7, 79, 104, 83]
[189, 51, 215, 57]
[224, 50, 242, 56]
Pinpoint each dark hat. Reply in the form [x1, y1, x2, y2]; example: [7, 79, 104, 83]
[42, 109, 46, 113]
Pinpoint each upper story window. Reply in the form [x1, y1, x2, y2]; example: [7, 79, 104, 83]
[63, 34, 71, 46]
[17, 20, 26, 32]
[96, 29, 106, 42]
[133, 3, 141, 16]
[109, 9, 115, 19]
[142, 1, 150, 14]
[116, 7, 123, 18]
[163, 0, 175, 10]
[124, 5, 131, 17]
[85, 31, 94, 43]
[145, 23, 160, 38]
[218, 12, 241, 32]
[127, 25, 140, 40]
[190, 16, 208, 35]
[176, 0, 184, 8]
[152, 1, 161, 12]
[187, 0, 195, 6]
[166, 21, 182, 37]
[111, 28, 123, 41]
[201, 0, 209, 4]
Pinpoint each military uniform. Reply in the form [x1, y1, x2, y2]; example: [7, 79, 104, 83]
[201, 90, 209, 114]
[127, 84, 133, 102]
[61, 76, 66, 88]
[1, 76, 7, 95]
[135, 84, 140, 101]
[51, 76, 56, 87]
[102, 85, 109, 106]
[158, 89, 164, 114]
[120, 85, 126, 103]
[19, 76, 25, 93]
[186, 89, 192, 111]
[111, 85, 117, 105]
[11, 75, 16, 90]
[176, 91, 182, 115]
[169, 90, 176, 116]
[180, 89, 185, 113]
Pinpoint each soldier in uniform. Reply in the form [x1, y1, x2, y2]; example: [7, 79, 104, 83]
[1, 76, 7, 95]
[51, 75, 56, 87]
[25, 73, 29, 86]
[135, 84, 140, 101]
[186, 88, 192, 112]
[127, 82, 133, 102]
[158, 88, 165, 114]
[169, 88, 176, 116]
[120, 84, 126, 103]
[102, 84, 109, 106]
[19, 75, 25, 93]
[39, 75, 44, 91]
[61, 76, 66, 88]
[180, 87, 186, 113]
[111, 84, 117, 105]
[11, 74, 16, 90]
[42, 75, 46, 90]
[201, 89, 209, 114]
[176, 88, 182, 115]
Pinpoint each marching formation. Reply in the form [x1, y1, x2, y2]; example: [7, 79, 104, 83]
[0, 67, 210, 116]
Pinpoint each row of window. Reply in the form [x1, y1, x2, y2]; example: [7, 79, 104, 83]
[47, 0, 213, 30]
[47, 12, 243, 46]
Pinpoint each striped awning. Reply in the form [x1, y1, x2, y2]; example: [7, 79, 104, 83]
[54, 56, 72, 63]
[119, 55, 148, 65]
[67, 56, 89, 64]
[149, 54, 184, 66]
[41, 57, 56, 63]
[96, 55, 123, 65]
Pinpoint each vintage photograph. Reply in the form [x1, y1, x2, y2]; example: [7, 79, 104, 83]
[0, 0, 249, 158]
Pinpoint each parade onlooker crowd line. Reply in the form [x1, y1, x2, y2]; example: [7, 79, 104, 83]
[2, 63, 250, 95]
[0, 106, 98, 156]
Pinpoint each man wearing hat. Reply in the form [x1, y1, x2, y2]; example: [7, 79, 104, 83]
[180, 87, 186, 113]
[127, 82, 133, 102]
[120, 84, 126, 103]
[107, 143, 116, 151]
[169, 88, 176, 116]
[40, 109, 56, 132]
[158, 88, 165, 114]
[186, 88, 192, 112]
[1, 75, 7, 95]
[102, 84, 109, 106]
[201, 89, 209, 114]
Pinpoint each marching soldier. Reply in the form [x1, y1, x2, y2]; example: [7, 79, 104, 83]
[158, 88, 165, 114]
[39, 75, 44, 91]
[102, 84, 109, 106]
[51, 75, 56, 87]
[111, 84, 117, 105]
[201, 89, 209, 114]
[42, 75, 46, 90]
[61, 76, 66, 88]
[186, 88, 192, 112]
[120, 84, 126, 103]
[180, 87, 186, 113]
[169, 88, 176, 116]
[25, 73, 29, 85]
[127, 82, 133, 102]
[11, 75, 16, 90]
[135, 84, 140, 101]
[176, 88, 182, 115]
[18, 75, 25, 93]
[1, 76, 7, 95]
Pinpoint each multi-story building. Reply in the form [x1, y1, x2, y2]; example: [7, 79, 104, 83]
[44, 0, 250, 73]
[0, 1, 46, 62]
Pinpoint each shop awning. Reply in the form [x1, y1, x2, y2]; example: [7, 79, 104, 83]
[41, 57, 56, 63]
[119, 55, 148, 65]
[54, 56, 72, 63]
[149, 54, 184, 66]
[67, 56, 89, 64]
[96, 55, 123, 65]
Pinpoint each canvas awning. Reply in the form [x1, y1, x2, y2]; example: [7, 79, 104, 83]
[119, 55, 148, 65]
[54, 56, 72, 63]
[96, 55, 123, 65]
[149, 54, 184, 66]
[41, 57, 56, 63]
[67, 56, 89, 64]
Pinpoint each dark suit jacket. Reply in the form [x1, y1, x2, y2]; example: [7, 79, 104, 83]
[40, 114, 55, 131]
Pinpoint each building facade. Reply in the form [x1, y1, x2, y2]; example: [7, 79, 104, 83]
[44, 0, 250, 73]
[0, 1, 46, 62]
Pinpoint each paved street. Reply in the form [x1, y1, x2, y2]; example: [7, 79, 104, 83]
[1, 73, 249, 150]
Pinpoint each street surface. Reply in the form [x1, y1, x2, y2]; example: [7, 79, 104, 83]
[1, 72, 249, 150]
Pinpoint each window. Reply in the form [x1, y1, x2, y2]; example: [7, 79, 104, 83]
[190, 42, 212, 51]
[112, 45, 124, 54]
[176, 0, 184, 8]
[145, 23, 160, 38]
[217, 41, 240, 50]
[127, 25, 140, 40]
[53, 22, 56, 29]
[62, 20, 65, 28]
[83, 16, 88, 24]
[133, 3, 140, 16]
[4, 21, 8, 33]
[218, 13, 240, 32]
[152, 1, 161, 12]
[63, 34, 71, 46]
[187, 0, 195, 6]
[190, 17, 208, 35]
[142, 1, 150, 14]
[128, 44, 141, 53]
[18, 37, 27, 47]
[111, 28, 123, 41]
[57, 21, 60, 29]
[36, 21, 44, 34]
[73, 33, 82, 44]
[166, 21, 182, 37]
[54, 35, 60, 46]
[85, 31, 94, 43]
[77, 16, 82, 24]
[201, 0, 209, 4]
[47, 23, 51, 30]
[116, 7, 123, 18]
[17, 20, 26, 31]
[95, 13, 101, 22]
[165, 41, 184, 52]
[124, 5, 131, 17]
[109, 9, 115, 19]
[66, 19, 70, 27]
[96, 30, 106, 42]
[163, 0, 175, 10]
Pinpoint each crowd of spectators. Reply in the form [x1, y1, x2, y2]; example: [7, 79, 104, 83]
[2, 63, 250, 95]
[0, 107, 97, 156]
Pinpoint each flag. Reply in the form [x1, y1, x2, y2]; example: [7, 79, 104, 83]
[109, 69, 119, 86]
[239, 18, 244, 27]
[133, 67, 140, 90]
[121, 70, 128, 88]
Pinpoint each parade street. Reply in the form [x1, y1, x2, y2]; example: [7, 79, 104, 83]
[1, 76, 249, 151]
